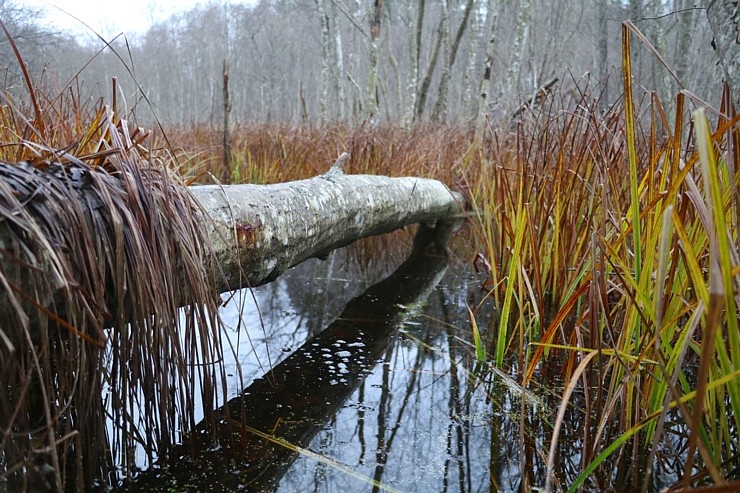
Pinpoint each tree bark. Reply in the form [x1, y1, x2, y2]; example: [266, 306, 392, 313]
[222, 59, 232, 178]
[474, 0, 500, 142]
[366, 0, 384, 120]
[706, 0, 740, 110]
[432, 0, 475, 122]
[416, 12, 445, 120]
[193, 155, 463, 293]
[505, 0, 532, 100]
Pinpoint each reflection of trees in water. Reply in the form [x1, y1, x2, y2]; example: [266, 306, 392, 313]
[280, 232, 414, 338]
[277, 249, 501, 492]
[203, 227, 698, 491]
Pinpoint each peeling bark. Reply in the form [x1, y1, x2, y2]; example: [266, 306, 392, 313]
[193, 159, 463, 292]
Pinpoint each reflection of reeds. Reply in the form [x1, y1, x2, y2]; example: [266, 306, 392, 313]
[0, 43, 227, 490]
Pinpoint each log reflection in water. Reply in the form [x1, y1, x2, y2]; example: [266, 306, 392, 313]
[123, 224, 452, 492]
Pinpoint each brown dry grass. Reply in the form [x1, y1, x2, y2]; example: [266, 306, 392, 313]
[0, 31, 230, 491]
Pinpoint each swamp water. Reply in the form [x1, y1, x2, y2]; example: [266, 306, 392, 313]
[8, 227, 688, 492]
[119, 227, 551, 492]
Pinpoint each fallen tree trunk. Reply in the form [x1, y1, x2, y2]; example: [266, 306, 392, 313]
[0, 155, 463, 336]
[194, 157, 463, 293]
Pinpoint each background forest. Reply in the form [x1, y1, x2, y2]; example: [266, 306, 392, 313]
[0, 0, 720, 127]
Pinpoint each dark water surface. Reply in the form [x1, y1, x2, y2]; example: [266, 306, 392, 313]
[122, 228, 559, 492]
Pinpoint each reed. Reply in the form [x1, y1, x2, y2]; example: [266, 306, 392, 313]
[466, 27, 740, 491]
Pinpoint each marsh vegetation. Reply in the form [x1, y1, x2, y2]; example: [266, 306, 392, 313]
[2, 1, 740, 491]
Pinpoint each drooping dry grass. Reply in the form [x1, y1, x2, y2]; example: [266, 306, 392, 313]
[0, 35, 229, 491]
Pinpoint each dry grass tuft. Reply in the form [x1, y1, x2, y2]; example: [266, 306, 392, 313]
[0, 39, 228, 490]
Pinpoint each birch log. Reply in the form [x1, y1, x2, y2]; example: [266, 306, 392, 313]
[0, 156, 463, 336]
[193, 162, 463, 293]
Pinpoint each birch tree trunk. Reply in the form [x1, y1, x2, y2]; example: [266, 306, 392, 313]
[194, 160, 462, 293]
[706, 0, 740, 109]
[596, 0, 609, 108]
[329, 0, 347, 121]
[316, 0, 331, 122]
[674, 0, 696, 86]
[464, 0, 483, 120]
[430, 0, 451, 122]
[474, 0, 500, 141]
[432, 0, 475, 122]
[505, 0, 532, 100]
[222, 60, 232, 179]
[403, 0, 423, 125]
[366, 0, 383, 120]
[416, 12, 445, 119]
[649, 0, 671, 101]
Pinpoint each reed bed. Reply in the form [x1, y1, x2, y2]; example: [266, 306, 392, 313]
[166, 32, 740, 491]
[466, 30, 740, 491]
[0, 40, 229, 491]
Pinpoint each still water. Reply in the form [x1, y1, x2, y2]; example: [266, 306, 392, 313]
[121, 226, 551, 492]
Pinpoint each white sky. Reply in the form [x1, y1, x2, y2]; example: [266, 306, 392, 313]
[23, 0, 254, 41]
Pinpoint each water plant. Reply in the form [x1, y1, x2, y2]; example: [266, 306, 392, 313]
[0, 31, 231, 491]
[465, 25, 740, 491]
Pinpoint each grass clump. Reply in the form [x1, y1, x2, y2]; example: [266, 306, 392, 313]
[464, 29, 740, 491]
[0, 43, 229, 491]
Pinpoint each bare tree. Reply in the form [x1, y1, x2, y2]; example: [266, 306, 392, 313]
[367, 0, 384, 120]
[0, 0, 61, 85]
[317, 0, 332, 122]
[475, 0, 500, 140]
[403, 0, 424, 125]
[505, 0, 532, 100]
[463, 0, 484, 119]
[706, 0, 740, 108]
[416, 4, 446, 119]
[597, 0, 609, 105]
[19, 0, 717, 126]
[329, 0, 347, 120]
[432, 0, 476, 122]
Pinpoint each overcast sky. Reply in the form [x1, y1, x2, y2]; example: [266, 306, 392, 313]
[23, 0, 255, 40]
